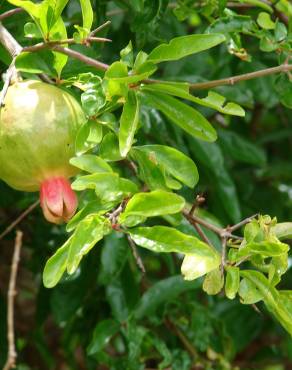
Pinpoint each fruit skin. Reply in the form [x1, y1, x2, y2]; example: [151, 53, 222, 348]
[0, 80, 86, 191]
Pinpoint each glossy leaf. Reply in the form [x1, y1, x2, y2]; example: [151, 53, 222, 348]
[237, 241, 289, 258]
[87, 319, 120, 355]
[240, 270, 292, 335]
[70, 154, 112, 174]
[137, 145, 199, 188]
[119, 190, 185, 227]
[100, 133, 123, 161]
[67, 215, 111, 274]
[119, 91, 140, 157]
[148, 34, 226, 63]
[80, 0, 93, 31]
[141, 91, 217, 142]
[134, 275, 200, 320]
[141, 84, 245, 117]
[43, 237, 72, 288]
[225, 266, 240, 299]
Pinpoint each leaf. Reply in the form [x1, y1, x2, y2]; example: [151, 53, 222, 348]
[75, 120, 103, 155]
[141, 91, 217, 142]
[87, 319, 120, 355]
[119, 190, 185, 227]
[80, 0, 93, 32]
[99, 233, 130, 284]
[67, 215, 111, 274]
[134, 275, 200, 320]
[203, 268, 224, 295]
[237, 241, 289, 258]
[43, 237, 72, 288]
[257, 12, 275, 30]
[225, 266, 240, 299]
[239, 277, 263, 304]
[147, 34, 226, 63]
[137, 145, 199, 188]
[141, 84, 245, 117]
[181, 252, 221, 281]
[100, 133, 123, 161]
[81, 77, 106, 116]
[24, 22, 43, 38]
[218, 130, 266, 166]
[72, 173, 138, 201]
[119, 91, 140, 157]
[240, 270, 292, 335]
[66, 200, 114, 232]
[15, 52, 53, 75]
[187, 137, 241, 223]
[272, 222, 292, 240]
[70, 155, 113, 174]
[130, 148, 167, 190]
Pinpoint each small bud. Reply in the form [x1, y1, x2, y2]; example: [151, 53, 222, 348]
[40, 177, 78, 224]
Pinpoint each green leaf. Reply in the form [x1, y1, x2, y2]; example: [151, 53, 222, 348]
[147, 34, 226, 63]
[141, 84, 245, 117]
[72, 173, 138, 201]
[119, 190, 185, 227]
[257, 12, 276, 30]
[137, 145, 199, 188]
[100, 133, 123, 161]
[75, 120, 103, 155]
[237, 241, 289, 259]
[81, 77, 106, 116]
[239, 277, 263, 304]
[141, 91, 217, 142]
[99, 233, 130, 284]
[80, 0, 93, 32]
[240, 270, 292, 335]
[43, 237, 72, 288]
[218, 130, 266, 166]
[67, 215, 111, 274]
[119, 91, 140, 157]
[70, 155, 112, 174]
[15, 52, 53, 75]
[181, 252, 221, 281]
[272, 222, 292, 240]
[87, 319, 120, 355]
[104, 61, 128, 98]
[24, 22, 43, 38]
[225, 266, 240, 299]
[66, 201, 114, 232]
[134, 275, 200, 320]
[130, 148, 167, 190]
[203, 268, 224, 295]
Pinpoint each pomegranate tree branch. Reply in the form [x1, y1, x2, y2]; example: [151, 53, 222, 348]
[189, 64, 292, 90]
[3, 230, 23, 370]
[0, 8, 23, 22]
[127, 235, 146, 274]
[0, 200, 39, 241]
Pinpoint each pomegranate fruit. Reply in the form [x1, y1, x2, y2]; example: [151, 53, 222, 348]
[0, 80, 86, 223]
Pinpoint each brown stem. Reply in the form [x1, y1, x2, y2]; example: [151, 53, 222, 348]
[90, 21, 111, 36]
[52, 46, 109, 71]
[0, 200, 39, 241]
[3, 230, 23, 370]
[189, 64, 292, 90]
[228, 213, 258, 232]
[0, 8, 23, 22]
[127, 235, 146, 274]
[23, 36, 111, 53]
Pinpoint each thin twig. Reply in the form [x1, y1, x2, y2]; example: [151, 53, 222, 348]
[52, 46, 109, 71]
[0, 8, 23, 22]
[90, 21, 111, 36]
[221, 237, 227, 273]
[193, 223, 213, 246]
[0, 200, 39, 241]
[127, 235, 146, 274]
[189, 64, 292, 90]
[228, 213, 258, 233]
[0, 58, 16, 107]
[3, 230, 23, 370]
[23, 36, 112, 53]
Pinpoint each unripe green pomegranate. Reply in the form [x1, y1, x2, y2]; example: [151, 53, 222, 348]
[0, 80, 86, 223]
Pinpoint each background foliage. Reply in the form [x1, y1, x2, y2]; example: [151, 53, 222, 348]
[0, 0, 292, 369]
